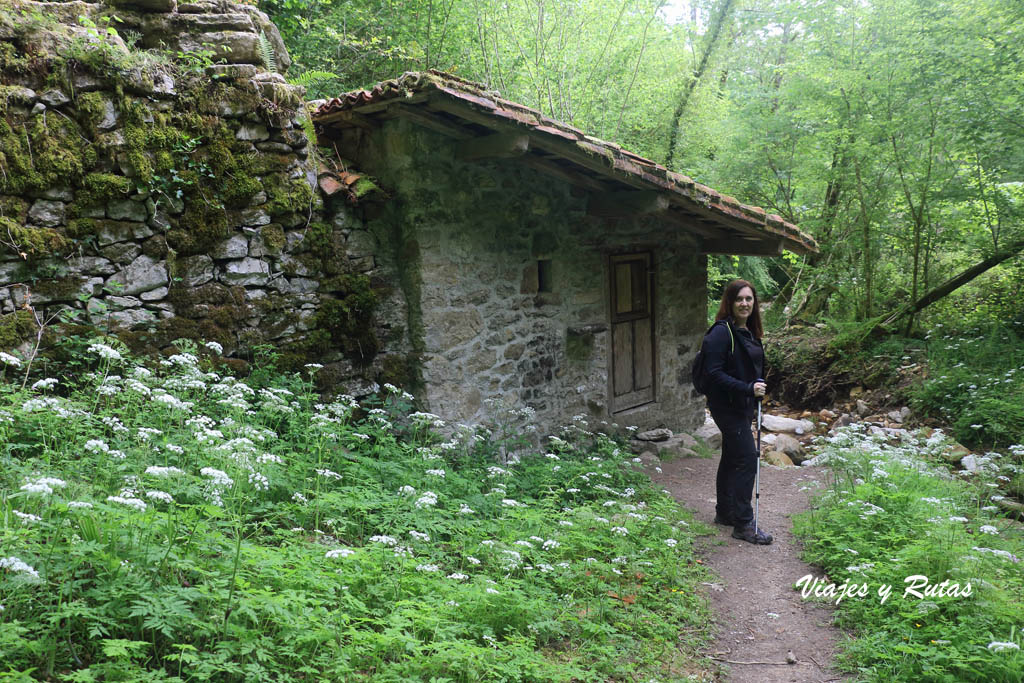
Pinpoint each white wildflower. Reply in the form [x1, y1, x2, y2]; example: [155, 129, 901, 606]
[325, 548, 355, 558]
[0, 556, 40, 580]
[87, 343, 122, 361]
[0, 352, 22, 367]
[987, 642, 1020, 653]
[84, 439, 109, 454]
[13, 510, 42, 523]
[415, 491, 438, 509]
[106, 496, 147, 512]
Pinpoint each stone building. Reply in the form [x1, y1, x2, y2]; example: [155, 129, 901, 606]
[312, 72, 817, 435]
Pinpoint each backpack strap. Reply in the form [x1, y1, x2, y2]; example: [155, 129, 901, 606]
[708, 320, 735, 355]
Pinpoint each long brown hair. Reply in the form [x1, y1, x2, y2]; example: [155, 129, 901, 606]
[715, 279, 763, 339]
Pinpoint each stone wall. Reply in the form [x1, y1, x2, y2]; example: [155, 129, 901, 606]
[0, 0, 407, 391]
[351, 117, 707, 435]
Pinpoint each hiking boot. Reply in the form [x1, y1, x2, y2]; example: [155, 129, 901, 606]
[732, 525, 773, 545]
[713, 514, 734, 526]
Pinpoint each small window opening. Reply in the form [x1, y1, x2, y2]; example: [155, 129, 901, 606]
[537, 259, 553, 293]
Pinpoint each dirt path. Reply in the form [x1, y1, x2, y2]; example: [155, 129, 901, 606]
[651, 455, 850, 682]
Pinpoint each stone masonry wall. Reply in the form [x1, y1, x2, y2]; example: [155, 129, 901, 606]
[0, 0, 407, 391]
[352, 117, 707, 435]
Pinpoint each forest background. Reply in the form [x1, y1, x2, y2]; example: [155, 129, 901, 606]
[256, 0, 1024, 332]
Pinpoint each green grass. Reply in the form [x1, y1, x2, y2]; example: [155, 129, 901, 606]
[0, 338, 714, 682]
[794, 425, 1024, 682]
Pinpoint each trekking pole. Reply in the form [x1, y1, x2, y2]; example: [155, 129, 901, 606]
[755, 380, 764, 532]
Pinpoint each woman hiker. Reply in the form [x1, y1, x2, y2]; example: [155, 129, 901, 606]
[704, 279, 773, 545]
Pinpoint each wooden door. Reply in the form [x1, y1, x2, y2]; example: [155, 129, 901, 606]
[609, 253, 654, 412]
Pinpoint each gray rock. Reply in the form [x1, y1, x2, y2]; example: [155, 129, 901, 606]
[148, 210, 171, 231]
[249, 231, 283, 257]
[900, 406, 911, 421]
[349, 254, 375, 272]
[95, 98, 119, 131]
[236, 123, 270, 141]
[68, 256, 117, 276]
[887, 409, 904, 424]
[39, 186, 74, 201]
[650, 434, 700, 459]
[773, 433, 807, 464]
[109, 0, 177, 11]
[106, 308, 158, 328]
[78, 204, 107, 219]
[0, 261, 29, 283]
[107, 199, 148, 222]
[96, 220, 154, 246]
[346, 229, 377, 257]
[761, 414, 815, 435]
[830, 413, 855, 431]
[140, 286, 168, 301]
[764, 450, 794, 467]
[694, 419, 722, 450]
[275, 277, 318, 294]
[3, 86, 36, 105]
[107, 254, 169, 296]
[240, 208, 271, 227]
[180, 254, 214, 287]
[211, 235, 249, 259]
[278, 253, 310, 276]
[222, 257, 270, 286]
[100, 242, 143, 264]
[122, 67, 176, 97]
[71, 71, 103, 92]
[106, 296, 142, 310]
[636, 428, 672, 442]
[27, 200, 65, 227]
[31, 102, 45, 116]
[39, 90, 70, 107]
[856, 399, 871, 417]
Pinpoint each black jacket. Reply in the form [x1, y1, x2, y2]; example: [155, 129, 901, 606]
[704, 318, 764, 417]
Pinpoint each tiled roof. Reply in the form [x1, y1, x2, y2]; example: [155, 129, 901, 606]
[313, 71, 817, 255]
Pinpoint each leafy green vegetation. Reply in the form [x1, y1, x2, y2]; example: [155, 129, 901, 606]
[0, 341, 713, 681]
[794, 426, 1024, 681]
[910, 322, 1024, 453]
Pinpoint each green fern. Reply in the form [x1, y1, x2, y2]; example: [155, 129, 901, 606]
[257, 31, 278, 73]
[288, 71, 339, 99]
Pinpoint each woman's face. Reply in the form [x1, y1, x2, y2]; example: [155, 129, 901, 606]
[731, 286, 755, 324]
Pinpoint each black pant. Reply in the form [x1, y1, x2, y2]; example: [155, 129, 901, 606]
[711, 408, 757, 529]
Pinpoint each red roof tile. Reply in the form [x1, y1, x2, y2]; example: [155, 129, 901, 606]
[313, 71, 817, 254]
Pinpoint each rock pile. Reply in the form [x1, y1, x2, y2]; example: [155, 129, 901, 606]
[0, 0, 404, 388]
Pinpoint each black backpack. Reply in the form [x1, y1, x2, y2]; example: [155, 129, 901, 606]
[691, 320, 734, 395]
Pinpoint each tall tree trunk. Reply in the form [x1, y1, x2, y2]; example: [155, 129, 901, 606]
[664, 0, 735, 167]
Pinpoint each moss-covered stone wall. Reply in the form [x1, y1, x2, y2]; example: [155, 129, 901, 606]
[347, 116, 707, 435]
[0, 0, 408, 393]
